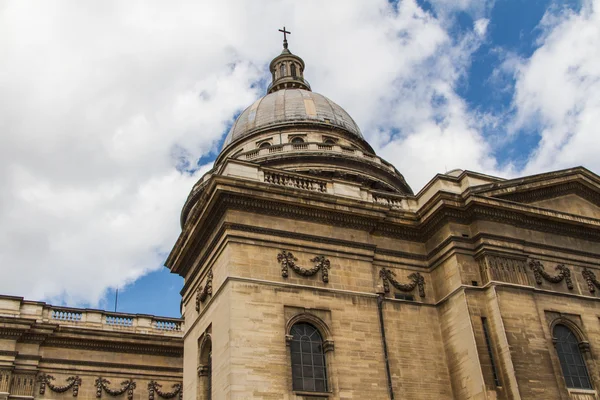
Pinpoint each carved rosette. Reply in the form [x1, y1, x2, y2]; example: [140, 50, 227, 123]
[277, 250, 331, 283]
[582, 268, 600, 293]
[148, 381, 182, 400]
[195, 270, 213, 311]
[95, 378, 136, 400]
[379, 268, 425, 298]
[529, 260, 573, 290]
[38, 374, 82, 397]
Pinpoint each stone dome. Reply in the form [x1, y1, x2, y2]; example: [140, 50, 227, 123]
[222, 89, 363, 148]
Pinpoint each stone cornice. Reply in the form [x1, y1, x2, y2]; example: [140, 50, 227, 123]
[495, 181, 600, 207]
[469, 167, 600, 201]
[168, 173, 600, 278]
[43, 336, 183, 357]
[39, 358, 183, 374]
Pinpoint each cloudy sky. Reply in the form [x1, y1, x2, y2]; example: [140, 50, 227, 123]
[1, 0, 598, 316]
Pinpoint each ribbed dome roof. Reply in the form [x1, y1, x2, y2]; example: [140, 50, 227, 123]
[222, 89, 363, 148]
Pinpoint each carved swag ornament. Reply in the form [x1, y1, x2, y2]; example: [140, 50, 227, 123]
[529, 260, 573, 290]
[195, 270, 213, 311]
[95, 378, 136, 400]
[38, 374, 81, 397]
[148, 381, 182, 400]
[379, 268, 425, 298]
[277, 250, 330, 283]
[582, 267, 600, 293]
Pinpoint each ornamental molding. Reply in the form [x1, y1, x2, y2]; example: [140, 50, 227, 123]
[379, 268, 425, 298]
[195, 270, 213, 311]
[582, 268, 600, 293]
[37, 373, 81, 397]
[44, 337, 183, 357]
[175, 186, 600, 278]
[477, 254, 530, 286]
[40, 358, 183, 373]
[277, 250, 330, 283]
[148, 381, 182, 400]
[95, 378, 136, 400]
[494, 181, 600, 207]
[529, 260, 573, 290]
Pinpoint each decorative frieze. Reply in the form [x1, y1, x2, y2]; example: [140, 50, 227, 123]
[478, 255, 529, 285]
[95, 378, 136, 400]
[0, 370, 11, 393]
[38, 373, 81, 397]
[195, 270, 213, 311]
[277, 251, 330, 283]
[582, 268, 600, 293]
[147, 381, 182, 400]
[529, 260, 573, 290]
[379, 268, 425, 298]
[9, 373, 36, 397]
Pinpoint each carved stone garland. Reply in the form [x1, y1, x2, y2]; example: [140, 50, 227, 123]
[277, 250, 330, 283]
[582, 268, 600, 293]
[195, 270, 213, 311]
[38, 374, 82, 397]
[148, 381, 182, 400]
[529, 260, 573, 290]
[379, 268, 425, 298]
[95, 378, 136, 400]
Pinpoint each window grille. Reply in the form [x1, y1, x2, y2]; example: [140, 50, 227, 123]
[554, 324, 592, 389]
[290, 323, 328, 392]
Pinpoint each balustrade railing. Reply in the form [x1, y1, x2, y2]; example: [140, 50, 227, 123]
[154, 319, 182, 331]
[264, 171, 327, 193]
[245, 149, 260, 159]
[292, 143, 308, 150]
[47, 307, 182, 335]
[317, 144, 333, 150]
[237, 142, 395, 173]
[51, 309, 83, 322]
[372, 193, 404, 209]
[106, 315, 134, 327]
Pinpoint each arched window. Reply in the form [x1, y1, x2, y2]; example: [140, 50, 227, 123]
[199, 334, 213, 400]
[291, 63, 297, 77]
[554, 324, 592, 389]
[259, 141, 271, 149]
[290, 323, 328, 392]
[291, 137, 304, 144]
[280, 63, 287, 77]
[323, 139, 335, 145]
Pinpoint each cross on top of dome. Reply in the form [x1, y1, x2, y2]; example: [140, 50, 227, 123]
[278, 26, 291, 49]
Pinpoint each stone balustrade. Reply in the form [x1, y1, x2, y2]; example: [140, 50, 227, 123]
[47, 306, 183, 335]
[239, 142, 397, 174]
[0, 295, 183, 337]
[219, 160, 408, 210]
[264, 170, 327, 193]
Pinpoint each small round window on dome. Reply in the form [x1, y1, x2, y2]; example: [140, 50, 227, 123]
[259, 142, 272, 149]
[291, 137, 304, 144]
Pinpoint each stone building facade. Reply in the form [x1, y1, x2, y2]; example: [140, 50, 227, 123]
[0, 295, 183, 400]
[3, 40, 600, 400]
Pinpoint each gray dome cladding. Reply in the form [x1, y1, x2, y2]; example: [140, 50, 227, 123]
[223, 89, 363, 147]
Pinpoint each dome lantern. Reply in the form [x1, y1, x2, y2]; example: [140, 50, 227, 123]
[267, 27, 311, 94]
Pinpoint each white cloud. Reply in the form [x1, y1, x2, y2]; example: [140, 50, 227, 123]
[0, 0, 505, 306]
[511, 0, 600, 174]
[474, 18, 490, 37]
